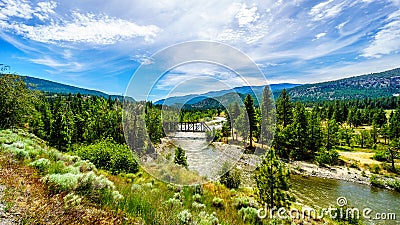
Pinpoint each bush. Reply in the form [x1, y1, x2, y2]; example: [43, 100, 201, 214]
[315, 149, 339, 166]
[41, 173, 80, 193]
[164, 198, 182, 208]
[373, 150, 389, 162]
[197, 211, 219, 225]
[192, 202, 206, 211]
[9, 147, 29, 161]
[74, 140, 138, 174]
[234, 197, 250, 209]
[386, 179, 400, 192]
[174, 147, 188, 168]
[211, 197, 224, 208]
[238, 207, 261, 224]
[29, 158, 50, 173]
[370, 175, 385, 188]
[177, 209, 192, 225]
[219, 163, 241, 189]
[193, 194, 202, 203]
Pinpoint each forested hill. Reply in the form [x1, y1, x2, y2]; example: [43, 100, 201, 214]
[288, 68, 400, 102]
[23, 76, 110, 97]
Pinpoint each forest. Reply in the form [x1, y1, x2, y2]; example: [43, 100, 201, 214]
[1, 73, 400, 224]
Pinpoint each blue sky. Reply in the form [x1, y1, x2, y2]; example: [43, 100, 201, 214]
[1, 0, 400, 100]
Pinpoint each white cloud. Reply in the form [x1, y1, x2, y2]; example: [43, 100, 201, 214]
[0, 0, 34, 20]
[235, 3, 260, 27]
[34, 1, 57, 21]
[315, 32, 327, 40]
[309, 0, 345, 21]
[362, 10, 400, 58]
[0, 1, 161, 45]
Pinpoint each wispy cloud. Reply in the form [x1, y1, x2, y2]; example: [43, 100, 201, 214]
[361, 10, 400, 58]
[0, 0, 161, 45]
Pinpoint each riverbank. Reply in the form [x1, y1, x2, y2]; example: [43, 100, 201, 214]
[289, 161, 371, 185]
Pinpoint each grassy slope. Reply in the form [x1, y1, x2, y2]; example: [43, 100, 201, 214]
[0, 129, 352, 224]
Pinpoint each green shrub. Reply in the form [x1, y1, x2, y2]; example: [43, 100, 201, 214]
[41, 173, 80, 193]
[211, 197, 224, 208]
[164, 198, 182, 208]
[74, 140, 138, 174]
[219, 163, 241, 189]
[370, 175, 385, 188]
[238, 207, 260, 224]
[373, 150, 389, 162]
[10, 147, 29, 161]
[192, 202, 206, 211]
[197, 211, 219, 225]
[193, 193, 202, 203]
[177, 209, 192, 225]
[131, 184, 142, 192]
[315, 149, 339, 166]
[234, 197, 250, 209]
[174, 147, 188, 168]
[387, 180, 400, 192]
[29, 158, 50, 173]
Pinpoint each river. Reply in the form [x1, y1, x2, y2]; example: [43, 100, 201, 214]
[168, 120, 400, 224]
[291, 175, 400, 224]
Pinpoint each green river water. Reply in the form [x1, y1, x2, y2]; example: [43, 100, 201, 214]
[291, 175, 400, 224]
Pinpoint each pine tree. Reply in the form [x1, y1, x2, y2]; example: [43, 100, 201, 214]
[174, 147, 188, 168]
[324, 119, 339, 151]
[290, 102, 308, 160]
[276, 89, 293, 128]
[244, 94, 257, 151]
[254, 149, 292, 210]
[307, 108, 323, 156]
[260, 86, 276, 147]
[0, 74, 36, 129]
[229, 102, 241, 140]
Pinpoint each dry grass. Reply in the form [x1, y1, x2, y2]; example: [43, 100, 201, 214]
[0, 152, 131, 225]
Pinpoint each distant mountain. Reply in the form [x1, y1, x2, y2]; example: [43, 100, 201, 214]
[23, 76, 110, 97]
[288, 68, 400, 102]
[155, 83, 301, 106]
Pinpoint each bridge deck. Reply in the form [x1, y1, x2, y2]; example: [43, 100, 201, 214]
[163, 122, 211, 132]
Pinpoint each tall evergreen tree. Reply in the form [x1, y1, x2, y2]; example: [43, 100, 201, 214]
[244, 94, 257, 150]
[260, 87, 276, 147]
[276, 89, 293, 128]
[254, 149, 291, 210]
[290, 102, 308, 160]
[307, 108, 323, 156]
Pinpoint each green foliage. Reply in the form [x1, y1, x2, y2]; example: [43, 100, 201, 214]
[74, 140, 138, 174]
[276, 89, 293, 128]
[373, 150, 390, 162]
[219, 162, 241, 189]
[238, 207, 261, 225]
[315, 148, 339, 166]
[211, 197, 224, 208]
[370, 175, 385, 188]
[29, 158, 51, 173]
[244, 94, 257, 150]
[0, 74, 37, 129]
[191, 202, 206, 211]
[174, 147, 188, 168]
[233, 197, 251, 209]
[197, 211, 219, 225]
[254, 149, 292, 210]
[177, 209, 192, 225]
